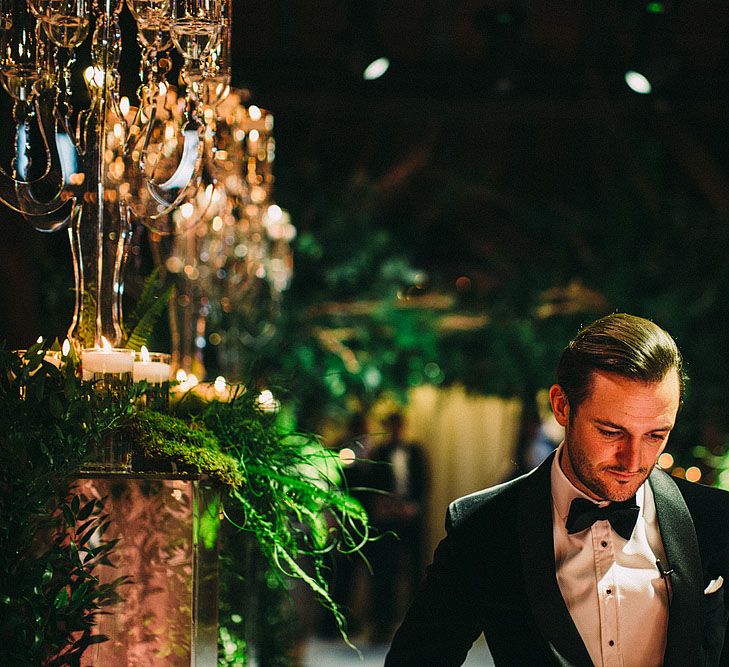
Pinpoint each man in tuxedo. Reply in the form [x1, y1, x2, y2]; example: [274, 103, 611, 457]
[386, 313, 729, 666]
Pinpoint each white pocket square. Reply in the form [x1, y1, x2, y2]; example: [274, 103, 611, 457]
[704, 576, 724, 595]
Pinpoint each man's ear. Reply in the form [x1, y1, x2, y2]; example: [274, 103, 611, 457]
[549, 384, 570, 427]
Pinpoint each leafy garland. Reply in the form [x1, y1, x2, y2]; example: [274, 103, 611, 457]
[0, 343, 372, 663]
[0, 344, 130, 664]
[170, 387, 371, 650]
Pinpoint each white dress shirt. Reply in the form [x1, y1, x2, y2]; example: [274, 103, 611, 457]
[551, 445, 670, 667]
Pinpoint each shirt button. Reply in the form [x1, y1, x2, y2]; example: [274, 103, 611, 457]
[601, 540, 608, 547]
[609, 640, 615, 647]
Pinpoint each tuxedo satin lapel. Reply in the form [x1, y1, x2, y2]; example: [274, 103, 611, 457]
[518, 453, 592, 667]
[649, 468, 705, 666]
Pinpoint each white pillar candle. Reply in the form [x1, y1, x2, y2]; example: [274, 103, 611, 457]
[81, 348, 134, 378]
[133, 360, 172, 384]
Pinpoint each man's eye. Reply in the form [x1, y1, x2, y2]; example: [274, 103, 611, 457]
[648, 433, 666, 442]
[598, 428, 619, 437]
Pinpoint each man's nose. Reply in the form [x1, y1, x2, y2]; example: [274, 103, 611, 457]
[616, 438, 642, 471]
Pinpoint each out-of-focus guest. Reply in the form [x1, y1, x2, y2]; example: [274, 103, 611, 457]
[368, 412, 427, 643]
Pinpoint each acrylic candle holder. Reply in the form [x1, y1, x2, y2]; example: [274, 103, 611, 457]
[133, 351, 172, 413]
[81, 347, 135, 473]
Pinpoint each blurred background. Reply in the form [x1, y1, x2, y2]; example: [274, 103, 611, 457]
[3, 1, 729, 662]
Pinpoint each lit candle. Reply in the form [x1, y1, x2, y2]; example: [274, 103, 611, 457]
[45, 339, 72, 369]
[79, 338, 134, 473]
[133, 347, 171, 384]
[81, 338, 134, 379]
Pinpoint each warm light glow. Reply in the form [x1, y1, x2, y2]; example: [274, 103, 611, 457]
[159, 81, 168, 96]
[120, 96, 130, 116]
[625, 70, 652, 94]
[176, 369, 188, 382]
[140, 345, 151, 363]
[657, 452, 674, 469]
[249, 105, 261, 121]
[62, 339, 71, 356]
[83, 66, 105, 87]
[249, 129, 259, 143]
[36, 335, 43, 344]
[257, 389, 279, 412]
[187, 374, 199, 387]
[685, 466, 702, 483]
[266, 204, 282, 222]
[212, 216, 223, 232]
[363, 57, 390, 81]
[214, 376, 227, 393]
[181, 202, 195, 218]
[339, 447, 356, 466]
[101, 336, 112, 352]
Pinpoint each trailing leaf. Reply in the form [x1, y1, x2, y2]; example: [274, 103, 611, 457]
[122, 270, 173, 351]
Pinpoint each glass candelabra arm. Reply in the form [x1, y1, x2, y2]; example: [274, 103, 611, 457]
[115, 88, 205, 227]
[0, 90, 77, 230]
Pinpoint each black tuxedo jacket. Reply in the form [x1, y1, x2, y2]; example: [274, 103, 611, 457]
[386, 452, 729, 666]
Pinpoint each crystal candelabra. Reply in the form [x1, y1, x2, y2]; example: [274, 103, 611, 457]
[0, 0, 232, 348]
[153, 89, 296, 382]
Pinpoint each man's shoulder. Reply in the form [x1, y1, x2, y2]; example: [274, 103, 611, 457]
[663, 469, 729, 499]
[669, 472, 729, 514]
[447, 465, 541, 530]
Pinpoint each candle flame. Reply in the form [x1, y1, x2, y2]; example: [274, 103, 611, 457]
[176, 369, 188, 382]
[257, 389, 279, 412]
[101, 336, 112, 352]
[141, 345, 150, 363]
[36, 335, 44, 344]
[62, 339, 71, 356]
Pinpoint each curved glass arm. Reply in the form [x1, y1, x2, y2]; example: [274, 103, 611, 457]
[0, 91, 77, 228]
[116, 87, 204, 224]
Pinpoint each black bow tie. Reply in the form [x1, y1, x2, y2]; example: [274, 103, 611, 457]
[565, 496, 639, 540]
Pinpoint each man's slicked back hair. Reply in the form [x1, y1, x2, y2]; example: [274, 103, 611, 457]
[556, 313, 686, 412]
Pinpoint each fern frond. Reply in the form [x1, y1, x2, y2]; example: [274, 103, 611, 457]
[124, 268, 161, 335]
[124, 283, 173, 352]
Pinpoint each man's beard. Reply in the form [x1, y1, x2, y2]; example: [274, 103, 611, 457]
[566, 439, 650, 502]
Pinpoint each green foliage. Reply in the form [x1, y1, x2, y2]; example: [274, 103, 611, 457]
[122, 269, 173, 351]
[0, 346, 374, 663]
[171, 389, 370, 651]
[76, 288, 97, 350]
[126, 410, 244, 488]
[218, 528, 299, 666]
[0, 346, 127, 664]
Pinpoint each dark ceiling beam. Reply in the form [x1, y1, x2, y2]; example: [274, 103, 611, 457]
[247, 87, 729, 127]
[658, 112, 729, 213]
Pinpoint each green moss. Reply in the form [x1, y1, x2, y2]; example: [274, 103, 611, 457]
[126, 411, 244, 489]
